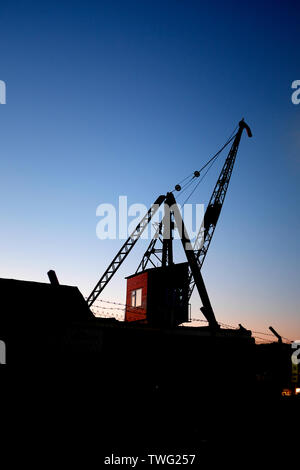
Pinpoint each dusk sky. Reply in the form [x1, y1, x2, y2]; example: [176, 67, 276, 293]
[0, 0, 299, 341]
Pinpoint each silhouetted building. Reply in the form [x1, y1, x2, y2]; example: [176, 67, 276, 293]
[0, 277, 92, 364]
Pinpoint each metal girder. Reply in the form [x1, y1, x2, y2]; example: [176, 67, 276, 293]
[269, 326, 282, 344]
[135, 221, 163, 273]
[135, 203, 174, 272]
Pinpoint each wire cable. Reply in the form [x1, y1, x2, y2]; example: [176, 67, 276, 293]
[182, 152, 221, 205]
[171, 131, 237, 195]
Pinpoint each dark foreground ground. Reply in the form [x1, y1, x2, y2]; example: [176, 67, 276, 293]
[2, 371, 299, 466]
[1, 279, 299, 464]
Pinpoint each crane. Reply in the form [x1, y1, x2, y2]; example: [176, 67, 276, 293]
[87, 119, 252, 328]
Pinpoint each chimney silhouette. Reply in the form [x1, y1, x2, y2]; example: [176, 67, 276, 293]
[47, 270, 60, 286]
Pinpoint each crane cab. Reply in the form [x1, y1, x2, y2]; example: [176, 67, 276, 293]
[125, 262, 189, 327]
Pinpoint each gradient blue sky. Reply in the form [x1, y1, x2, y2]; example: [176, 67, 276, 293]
[0, 0, 299, 340]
